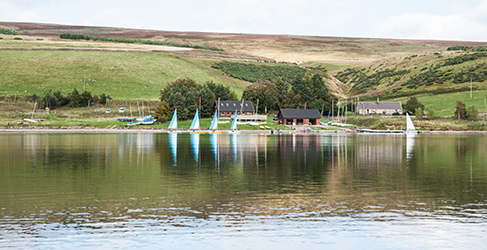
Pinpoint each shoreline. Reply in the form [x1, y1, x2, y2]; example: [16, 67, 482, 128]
[1, 126, 487, 134]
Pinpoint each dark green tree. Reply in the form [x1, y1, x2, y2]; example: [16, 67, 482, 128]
[80, 91, 92, 107]
[275, 77, 289, 108]
[41, 90, 59, 109]
[69, 88, 81, 107]
[454, 100, 467, 120]
[242, 81, 279, 113]
[196, 84, 215, 118]
[53, 91, 69, 106]
[404, 97, 424, 114]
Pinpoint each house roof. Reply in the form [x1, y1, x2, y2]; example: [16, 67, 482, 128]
[215, 101, 254, 112]
[358, 102, 402, 110]
[278, 109, 321, 119]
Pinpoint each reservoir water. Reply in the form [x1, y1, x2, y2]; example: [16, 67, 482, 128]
[1, 132, 486, 249]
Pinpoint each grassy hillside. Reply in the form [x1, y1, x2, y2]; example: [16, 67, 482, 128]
[337, 51, 487, 99]
[3, 21, 487, 105]
[394, 90, 487, 116]
[0, 50, 241, 100]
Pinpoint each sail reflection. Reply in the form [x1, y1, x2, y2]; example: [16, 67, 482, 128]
[406, 133, 416, 160]
[169, 132, 177, 166]
[210, 133, 218, 166]
[231, 133, 237, 162]
[191, 133, 200, 163]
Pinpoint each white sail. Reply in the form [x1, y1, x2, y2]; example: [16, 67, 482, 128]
[209, 110, 218, 130]
[168, 109, 177, 129]
[406, 113, 415, 131]
[190, 109, 200, 130]
[230, 110, 238, 130]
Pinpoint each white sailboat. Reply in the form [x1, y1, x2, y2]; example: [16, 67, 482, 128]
[190, 109, 200, 130]
[406, 113, 416, 133]
[208, 110, 220, 133]
[168, 109, 177, 130]
[228, 110, 240, 133]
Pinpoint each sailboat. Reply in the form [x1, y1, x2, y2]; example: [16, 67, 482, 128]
[168, 109, 177, 130]
[406, 113, 418, 133]
[190, 109, 204, 133]
[228, 110, 240, 133]
[208, 110, 221, 133]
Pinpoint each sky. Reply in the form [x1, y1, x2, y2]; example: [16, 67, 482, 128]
[1, 0, 487, 41]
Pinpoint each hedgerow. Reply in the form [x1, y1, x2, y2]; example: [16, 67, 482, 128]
[0, 26, 19, 35]
[211, 61, 306, 83]
[60, 33, 223, 51]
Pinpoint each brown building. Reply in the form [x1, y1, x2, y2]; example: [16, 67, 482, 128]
[213, 101, 254, 118]
[277, 109, 321, 125]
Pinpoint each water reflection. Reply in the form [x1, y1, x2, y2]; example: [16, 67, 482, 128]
[169, 132, 177, 166]
[190, 133, 199, 163]
[406, 133, 416, 160]
[1, 133, 487, 249]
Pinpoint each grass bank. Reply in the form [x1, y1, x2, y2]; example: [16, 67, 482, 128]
[0, 50, 240, 100]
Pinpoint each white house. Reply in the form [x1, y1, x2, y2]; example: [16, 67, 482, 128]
[357, 101, 402, 115]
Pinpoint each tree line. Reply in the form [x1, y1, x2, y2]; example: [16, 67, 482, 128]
[241, 73, 333, 114]
[211, 61, 307, 83]
[155, 78, 237, 122]
[60, 33, 223, 51]
[27, 89, 111, 110]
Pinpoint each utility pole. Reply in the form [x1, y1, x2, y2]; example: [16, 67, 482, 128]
[470, 78, 473, 99]
[332, 100, 334, 121]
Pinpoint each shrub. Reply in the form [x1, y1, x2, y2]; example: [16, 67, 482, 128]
[467, 106, 478, 120]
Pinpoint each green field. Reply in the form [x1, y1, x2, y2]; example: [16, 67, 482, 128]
[0, 50, 241, 100]
[395, 90, 487, 116]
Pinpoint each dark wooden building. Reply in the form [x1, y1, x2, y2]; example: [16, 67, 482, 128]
[277, 109, 321, 125]
[213, 101, 254, 118]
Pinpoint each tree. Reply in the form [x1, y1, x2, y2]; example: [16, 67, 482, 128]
[41, 90, 59, 110]
[53, 91, 69, 106]
[404, 97, 424, 114]
[154, 101, 171, 122]
[69, 88, 81, 107]
[426, 107, 435, 120]
[80, 91, 92, 107]
[242, 81, 279, 113]
[415, 108, 423, 120]
[275, 77, 289, 108]
[454, 100, 467, 120]
[196, 84, 215, 118]
[467, 105, 478, 120]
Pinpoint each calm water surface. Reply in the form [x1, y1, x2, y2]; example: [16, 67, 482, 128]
[0, 132, 486, 249]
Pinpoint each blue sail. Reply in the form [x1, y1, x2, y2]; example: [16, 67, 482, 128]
[191, 133, 199, 162]
[209, 110, 218, 130]
[168, 109, 177, 129]
[169, 132, 177, 166]
[190, 109, 200, 130]
[230, 110, 238, 130]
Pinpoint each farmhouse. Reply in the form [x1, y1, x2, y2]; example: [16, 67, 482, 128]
[277, 109, 321, 125]
[213, 101, 254, 118]
[357, 101, 402, 115]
